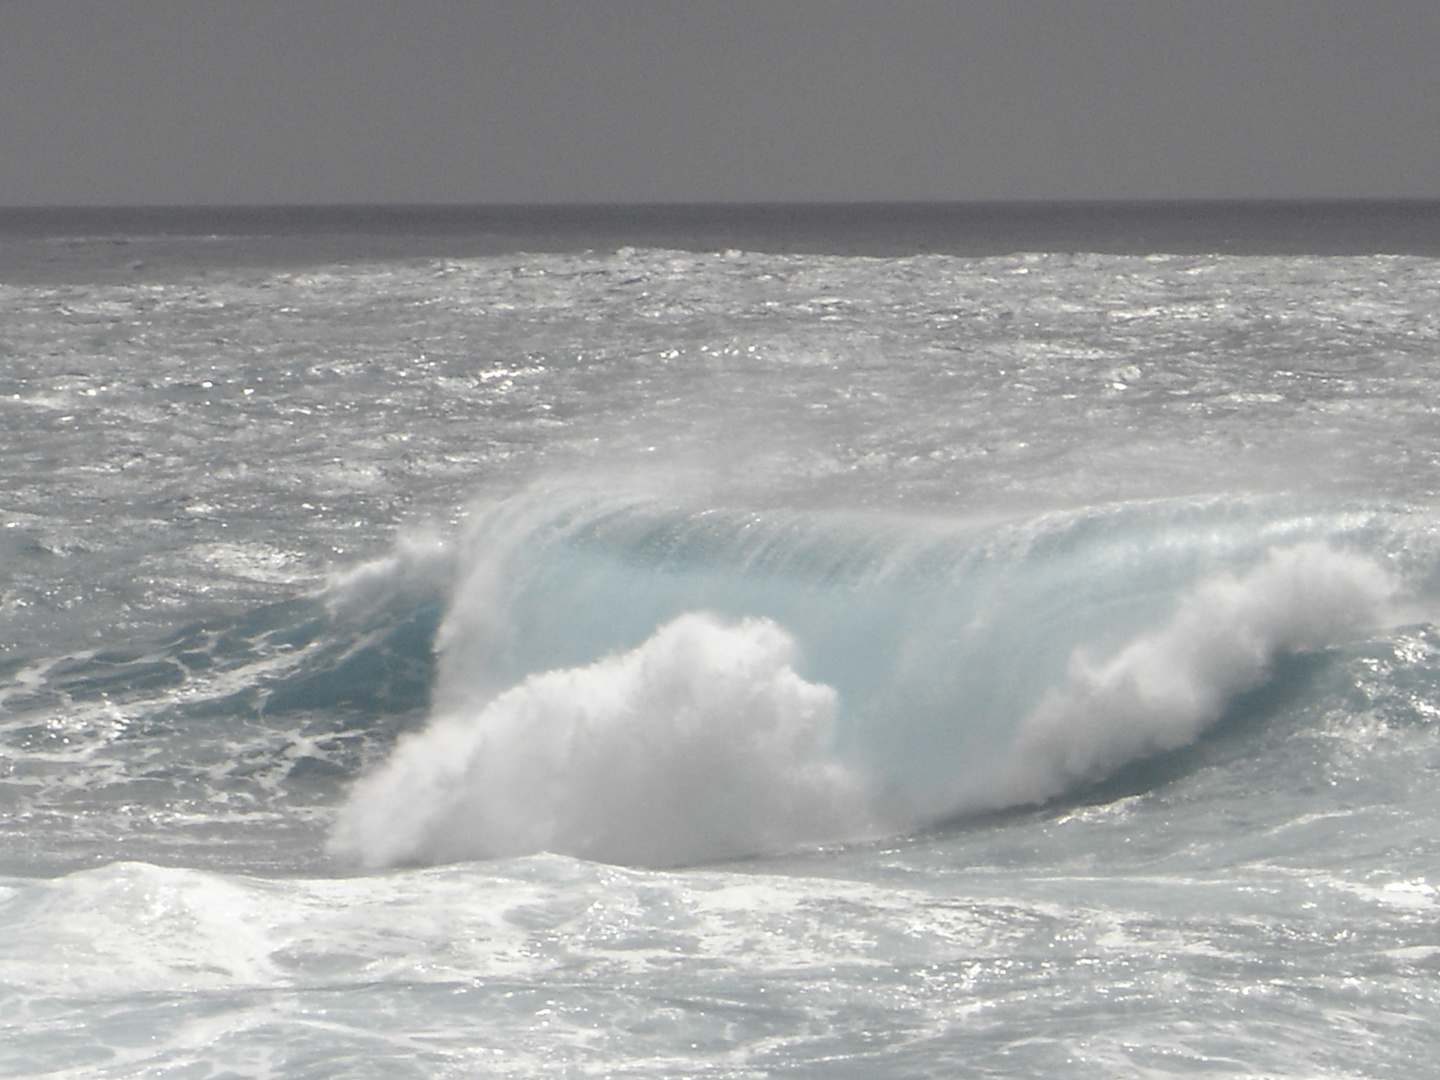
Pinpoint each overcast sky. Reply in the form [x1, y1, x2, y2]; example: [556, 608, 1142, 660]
[2, 0, 1438, 206]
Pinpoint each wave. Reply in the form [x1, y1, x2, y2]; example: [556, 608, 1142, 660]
[328, 489, 1410, 867]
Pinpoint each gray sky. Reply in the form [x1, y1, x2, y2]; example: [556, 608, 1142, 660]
[3, 0, 1438, 206]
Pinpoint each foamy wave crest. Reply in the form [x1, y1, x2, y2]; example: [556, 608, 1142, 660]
[974, 543, 1398, 808]
[329, 612, 875, 868]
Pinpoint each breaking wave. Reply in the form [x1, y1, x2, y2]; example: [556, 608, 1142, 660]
[329, 490, 1407, 867]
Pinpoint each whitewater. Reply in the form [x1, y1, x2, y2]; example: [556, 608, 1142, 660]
[3, 205, 1440, 1077]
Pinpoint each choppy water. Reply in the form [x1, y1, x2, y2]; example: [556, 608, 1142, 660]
[3, 205, 1440, 1077]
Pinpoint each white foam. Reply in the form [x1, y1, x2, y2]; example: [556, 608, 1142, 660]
[972, 543, 1398, 808]
[330, 612, 874, 867]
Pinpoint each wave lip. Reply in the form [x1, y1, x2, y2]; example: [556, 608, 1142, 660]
[329, 612, 875, 868]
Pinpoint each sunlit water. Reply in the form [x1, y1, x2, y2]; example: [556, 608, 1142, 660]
[3, 207, 1440, 1077]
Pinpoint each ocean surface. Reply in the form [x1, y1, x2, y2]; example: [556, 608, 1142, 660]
[3, 202, 1440, 1077]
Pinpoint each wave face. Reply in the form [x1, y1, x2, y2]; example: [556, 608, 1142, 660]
[331, 490, 1405, 866]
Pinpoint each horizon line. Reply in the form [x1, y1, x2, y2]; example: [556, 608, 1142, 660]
[4, 197, 1440, 214]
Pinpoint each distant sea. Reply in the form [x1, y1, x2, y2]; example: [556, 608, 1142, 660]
[3, 202, 1440, 1078]
[4, 199, 1440, 280]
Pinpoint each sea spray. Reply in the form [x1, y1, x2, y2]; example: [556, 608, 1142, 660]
[329, 612, 874, 867]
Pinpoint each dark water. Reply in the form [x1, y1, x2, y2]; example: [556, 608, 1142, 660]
[3, 201, 1440, 284]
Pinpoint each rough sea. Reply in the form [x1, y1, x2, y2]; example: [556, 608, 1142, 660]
[3, 202, 1440, 1078]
